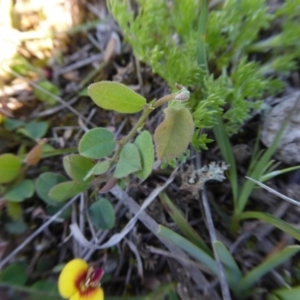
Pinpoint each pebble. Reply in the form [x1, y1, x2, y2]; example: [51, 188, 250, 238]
[261, 91, 300, 165]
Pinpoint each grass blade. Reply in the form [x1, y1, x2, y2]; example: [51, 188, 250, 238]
[214, 241, 242, 287]
[236, 246, 300, 295]
[157, 225, 218, 276]
[239, 211, 300, 242]
[159, 192, 212, 255]
[213, 117, 238, 203]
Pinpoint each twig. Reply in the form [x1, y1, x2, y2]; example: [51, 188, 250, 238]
[201, 187, 232, 300]
[246, 176, 300, 208]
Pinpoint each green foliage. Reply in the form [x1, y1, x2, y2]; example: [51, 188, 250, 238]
[4, 180, 34, 202]
[114, 143, 141, 178]
[108, 0, 298, 141]
[49, 181, 90, 202]
[88, 81, 146, 113]
[79, 128, 116, 159]
[0, 262, 27, 285]
[35, 172, 67, 206]
[34, 80, 59, 106]
[89, 198, 115, 229]
[154, 107, 194, 161]
[84, 161, 110, 180]
[63, 154, 94, 183]
[0, 153, 22, 183]
[134, 131, 155, 180]
[271, 286, 300, 300]
[17, 121, 48, 140]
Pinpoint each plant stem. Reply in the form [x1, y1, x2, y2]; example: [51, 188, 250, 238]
[196, 0, 209, 73]
[110, 92, 178, 164]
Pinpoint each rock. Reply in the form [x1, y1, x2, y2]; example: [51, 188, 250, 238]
[261, 91, 300, 165]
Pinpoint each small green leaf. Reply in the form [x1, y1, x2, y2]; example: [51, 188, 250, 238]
[63, 154, 94, 182]
[154, 107, 194, 161]
[79, 128, 115, 159]
[0, 262, 27, 285]
[84, 160, 110, 180]
[18, 121, 48, 140]
[6, 202, 23, 220]
[89, 197, 115, 229]
[49, 181, 89, 202]
[88, 81, 146, 113]
[4, 179, 34, 202]
[0, 153, 22, 183]
[5, 219, 27, 234]
[34, 80, 59, 106]
[114, 143, 142, 178]
[35, 172, 67, 206]
[134, 130, 154, 180]
[3, 118, 25, 130]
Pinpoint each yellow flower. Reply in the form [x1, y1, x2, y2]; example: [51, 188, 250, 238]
[58, 258, 104, 300]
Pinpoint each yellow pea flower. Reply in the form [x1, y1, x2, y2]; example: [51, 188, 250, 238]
[58, 259, 104, 300]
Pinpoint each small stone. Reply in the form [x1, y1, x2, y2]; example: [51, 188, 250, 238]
[261, 91, 300, 165]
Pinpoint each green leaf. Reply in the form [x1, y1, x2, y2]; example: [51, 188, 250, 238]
[236, 246, 300, 295]
[213, 117, 238, 202]
[4, 179, 34, 202]
[83, 160, 110, 181]
[63, 154, 94, 182]
[30, 284, 59, 300]
[159, 192, 212, 255]
[240, 211, 300, 242]
[0, 262, 27, 285]
[273, 286, 300, 300]
[79, 128, 115, 159]
[3, 118, 25, 130]
[6, 201, 23, 220]
[34, 80, 59, 106]
[89, 198, 115, 229]
[48, 181, 89, 202]
[134, 130, 154, 179]
[214, 241, 242, 288]
[35, 172, 67, 206]
[114, 143, 142, 178]
[0, 153, 22, 183]
[154, 107, 194, 161]
[157, 225, 218, 276]
[261, 165, 300, 182]
[18, 121, 48, 140]
[5, 219, 27, 234]
[88, 81, 146, 113]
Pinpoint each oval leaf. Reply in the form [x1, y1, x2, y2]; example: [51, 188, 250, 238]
[89, 198, 115, 229]
[79, 128, 115, 159]
[134, 130, 154, 180]
[4, 179, 34, 202]
[84, 160, 110, 181]
[6, 202, 22, 220]
[154, 107, 194, 161]
[49, 181, 89, 202]
[17, 121, 48, 140]
[35, 172, 67, 206]
[0, 153, 22, 183]
[0, 262, 27, 285]
[88, 81, 146, 113]
[114, 143, 142, 178]
[63, 154, 94, 182]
